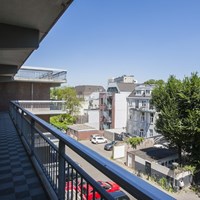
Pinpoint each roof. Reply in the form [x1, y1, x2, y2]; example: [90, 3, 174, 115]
[68, 124, 97, 131]
[107, 82, 135, 93]
[75, 85, 105, 96]
[130, 147, 177, 162]
[128, 84, 155, 97]
[0, 0, 73, 82]
[117, 82, 135, 92]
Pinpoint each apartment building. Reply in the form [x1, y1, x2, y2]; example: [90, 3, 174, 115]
[75, 85, 105, 114]
[126, 84, 159, 138]
[99, 75, 136, 130]
[74, 85, 105, 127]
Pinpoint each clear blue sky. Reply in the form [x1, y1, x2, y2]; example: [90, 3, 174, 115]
[24, 0, 200, 87]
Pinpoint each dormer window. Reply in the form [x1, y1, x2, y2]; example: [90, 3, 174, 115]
[136, 90, 141, 95]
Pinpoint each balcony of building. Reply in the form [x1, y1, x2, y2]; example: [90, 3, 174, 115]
[14, 66, 67, 83]
[0, 101, 177, 200]
[17, 100, 66, 115]
[0, 102, 176, 200]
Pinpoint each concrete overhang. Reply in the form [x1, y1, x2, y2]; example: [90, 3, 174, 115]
[0, 0, 73, 82]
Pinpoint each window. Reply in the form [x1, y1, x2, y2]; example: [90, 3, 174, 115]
[149, 129, 153, 137]
[141, 113, 145, 122]
[136, 90, 141, 95]
[140, 129, 144, 137]
[135, 100, 139, 108]
[100, 98, 103, 105]
[150, 113, 154, 123]
[142, 100, 146, 107]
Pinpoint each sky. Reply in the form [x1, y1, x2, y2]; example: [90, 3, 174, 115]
[24, 0, 200, 88]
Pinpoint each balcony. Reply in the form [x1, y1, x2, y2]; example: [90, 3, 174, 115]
[17, 100, 66, 115]
[0, 101, 176, 200]
[14, 66, 67, 83]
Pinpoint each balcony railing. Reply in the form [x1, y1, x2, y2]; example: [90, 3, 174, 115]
[17, 100, 66, 115]
[9, 101, 176, 200]
[14, 66, 67, 83]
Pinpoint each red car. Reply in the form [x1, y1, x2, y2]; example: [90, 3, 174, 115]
[82, 181, 120, 200]
[65, 180, 86, 200]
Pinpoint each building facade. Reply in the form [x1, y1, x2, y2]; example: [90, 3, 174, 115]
[99, 75, 136, 130]
[126, 84, 159, 138]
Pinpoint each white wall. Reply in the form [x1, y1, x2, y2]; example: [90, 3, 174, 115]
[113, 145, 125, 159]
[87, 109, 100, 130]
[114, 93, 129, 129]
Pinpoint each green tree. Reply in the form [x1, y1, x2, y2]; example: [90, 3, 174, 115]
[126, 137, 144, 149]
[151, 73, 200, 166]
[144, 79, 164, 85]
[151, 76, 184, 163]
[50, 87, 82, 115]
[50, 113, 76, 130]
[178, 73, 200, 166]
[50, 87, 82, 130]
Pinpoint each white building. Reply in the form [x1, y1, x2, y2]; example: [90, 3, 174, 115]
[99, 75, 136, 130]
[126, 84, 159, 138]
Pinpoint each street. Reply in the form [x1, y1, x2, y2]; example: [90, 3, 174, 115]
[65, 140, 135, 199]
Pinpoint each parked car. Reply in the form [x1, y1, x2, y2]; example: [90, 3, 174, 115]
[65, 180, 86, 200]
[90, 134, 100, 141]
[97, 181, 120, 192]
[82, 180, 120, 200]
[91, 136, 107, 144]
[104, 141, 118, 151]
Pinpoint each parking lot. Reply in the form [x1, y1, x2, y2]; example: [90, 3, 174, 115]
[65, 139, 119, 180]
[65, 139, 135, 199]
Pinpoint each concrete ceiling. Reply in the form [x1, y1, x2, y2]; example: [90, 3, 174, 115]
[0, 0, 73, 82]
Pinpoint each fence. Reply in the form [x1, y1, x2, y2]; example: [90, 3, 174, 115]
[9, 101, 176, 200]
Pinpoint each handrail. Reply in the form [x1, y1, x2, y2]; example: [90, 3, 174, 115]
[9, 101, 176, 200]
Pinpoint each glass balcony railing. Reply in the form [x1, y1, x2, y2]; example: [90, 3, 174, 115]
[14, 66, 67, 82]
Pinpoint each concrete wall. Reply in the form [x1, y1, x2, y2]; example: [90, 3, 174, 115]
[67, 129, 102, 140]
[0, 81, 53, 111]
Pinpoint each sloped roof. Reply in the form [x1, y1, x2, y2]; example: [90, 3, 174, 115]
[128, 84, 155, 97]
[116, 82, 135, 92]
[75, 85, 105, 96]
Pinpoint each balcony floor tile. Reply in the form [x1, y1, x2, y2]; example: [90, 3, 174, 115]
[0, 112, 49, 199]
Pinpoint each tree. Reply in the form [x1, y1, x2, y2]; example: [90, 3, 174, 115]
[126, 137, 144, 149]
[50, 87, 82, 115]
[50, 87, 82, 130]
[144, 79, 164, 85]
[151, 73, 200, 166]
[178, 73, 200, 166]
[50, 113, 76, 130]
